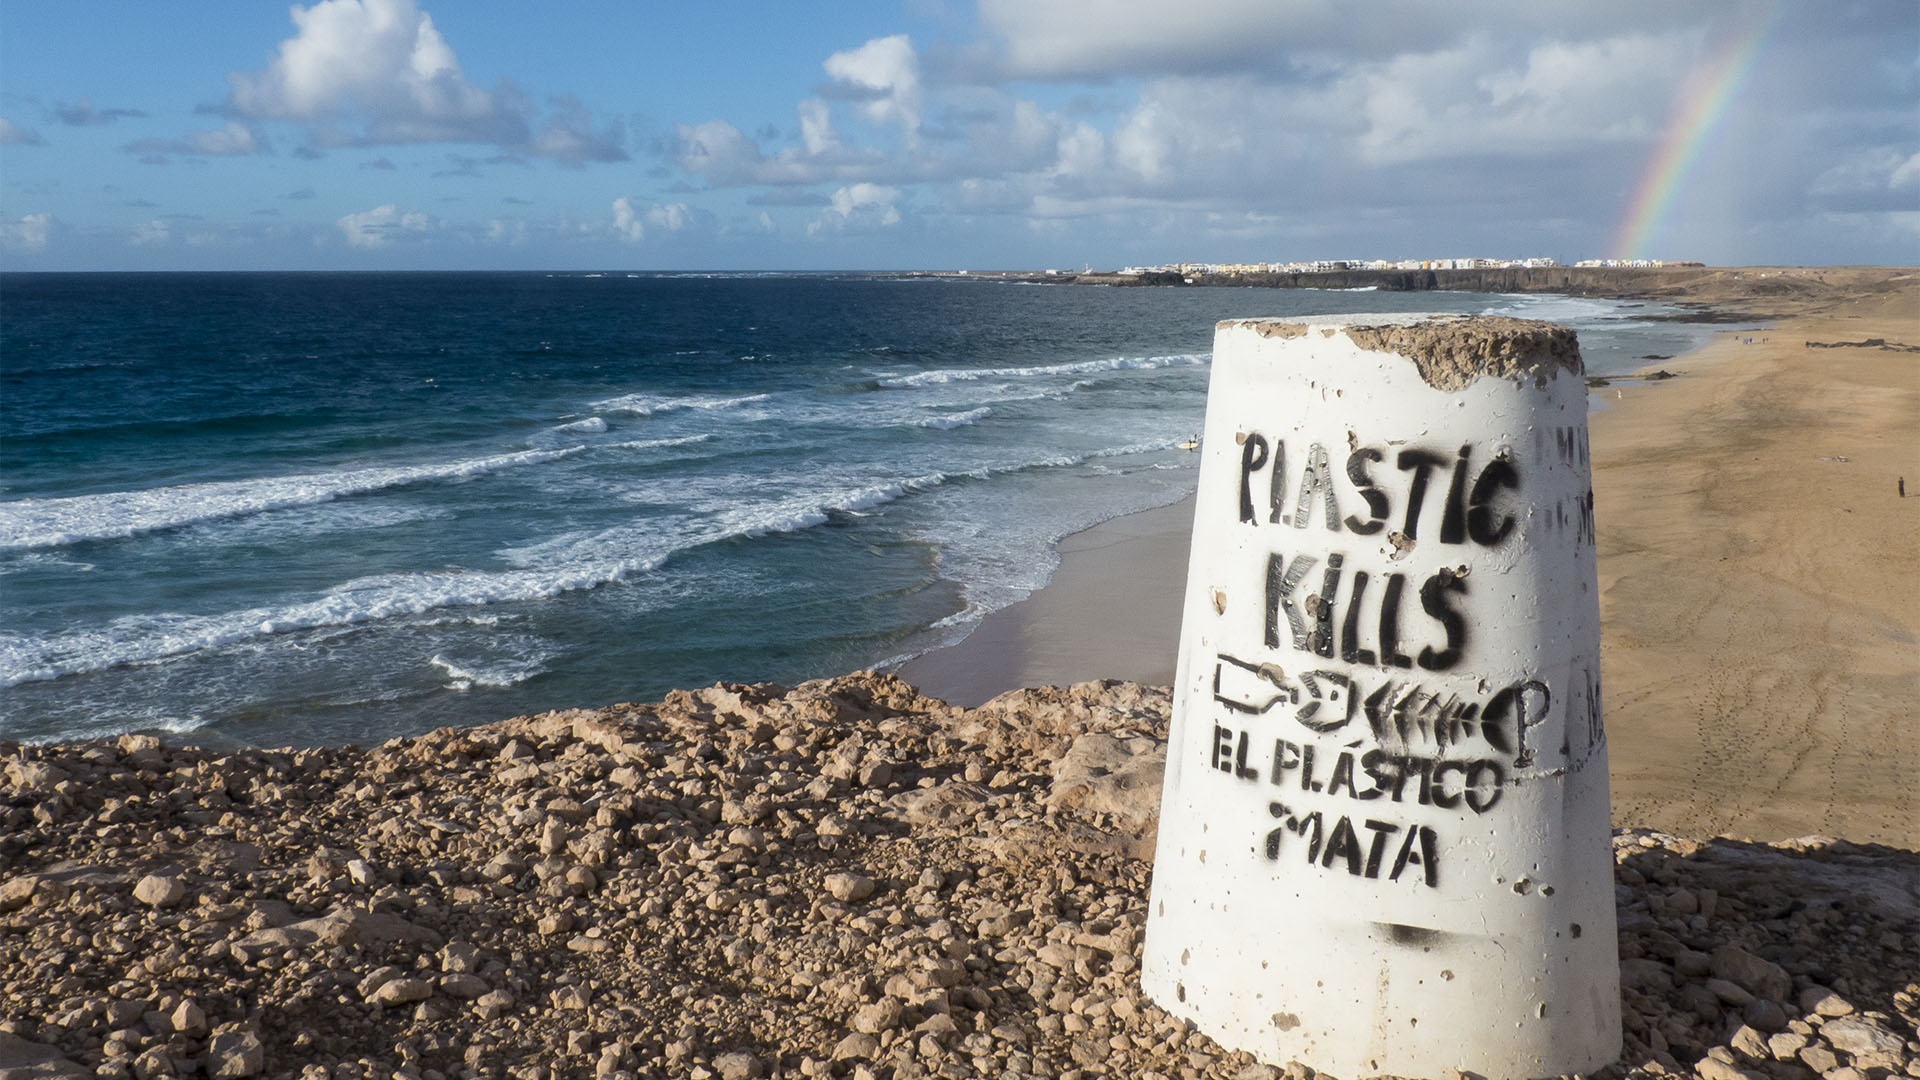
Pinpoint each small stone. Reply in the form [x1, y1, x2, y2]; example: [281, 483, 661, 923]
[346, 858, 375, 886]
[169, 999, 208, 1038]
[713, 1051, 765, 1080]
[1710, 945, 1791, 1004]
[205, 1029, 265, 1079]
[1769, 1031, 1809, 1061]
[537, 912, 574, 935]
[133, 874, 187, 909]
[1799, 1045, 1841, 1074]
[1799, 987, 1854, 1018]
[1730, 1025, 1770, 1059]
[1696, 1057, 1767, 1080]
[850, 997, 902, 1034]
[1744, 998, 1788, 1033]
[439, 974, 490, 1000]
[824, 872, 876, 903]
[370, 978, 434, 1007]
[831, 1032, 879, 1061]
[1708, 978, 1756, 1008]
[551, 985, 590, 1010]
[564, 865, 597, 894]
[1824, 1069, 1868, 1080]
[474, 990, 514, 1020]
[1819, 1016, 1906, 1069]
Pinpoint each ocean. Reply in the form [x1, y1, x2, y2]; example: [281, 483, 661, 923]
[0, 272, 1716, 747]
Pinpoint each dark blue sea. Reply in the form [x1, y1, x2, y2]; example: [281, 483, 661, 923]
[0, 273, 1715, 747]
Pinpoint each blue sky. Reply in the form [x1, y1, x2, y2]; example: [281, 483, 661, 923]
[2, 1, 1914, 270]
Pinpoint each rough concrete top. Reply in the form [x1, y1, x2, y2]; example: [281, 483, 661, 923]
[1218, 314, 1585, 390]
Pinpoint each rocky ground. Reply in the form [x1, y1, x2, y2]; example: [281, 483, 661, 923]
[1, 674, 1915, 1080]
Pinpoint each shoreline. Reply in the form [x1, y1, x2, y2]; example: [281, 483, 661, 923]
[904, 270, 1919, 847]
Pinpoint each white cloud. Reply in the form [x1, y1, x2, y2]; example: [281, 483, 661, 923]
[798, 99, 837, 155]
[612, 196, 645, 242]
[486, 219, 528, 245]
[823, 35, 922, 139]
[1, 117, 46, 145]
[189, 121, 266, 156]
[611, 199, 707, 243]
[337, 203, 430, 247]
[1892, 153, 1920, 193]
[647, 203, 694, 231]
[225, 0, 621, 161]
[131, 220, 171, 246]
[1, 213, 53, 252]
[1808, 146, 1920, 212]
[809, 183, 903, 235]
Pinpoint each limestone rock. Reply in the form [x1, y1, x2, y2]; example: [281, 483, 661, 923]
[132, 873, 187, 909]
[204, 1029, 264, 1079]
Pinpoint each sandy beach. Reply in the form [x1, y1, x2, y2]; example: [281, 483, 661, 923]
[903, 267, 1920, 848]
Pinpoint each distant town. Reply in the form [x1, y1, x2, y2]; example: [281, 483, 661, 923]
[1102, 256, 1703, 276]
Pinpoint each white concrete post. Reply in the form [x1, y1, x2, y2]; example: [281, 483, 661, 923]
[1142, 315, 1619, 1079]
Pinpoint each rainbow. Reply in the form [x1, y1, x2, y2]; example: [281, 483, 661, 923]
[1612, 10, 1781, 261]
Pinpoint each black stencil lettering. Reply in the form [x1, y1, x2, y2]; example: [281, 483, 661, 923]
[1362, 819, 1401, 878]
[1343, 448, 1388, 535]
[1294, 443, 1340, 531]
[1389, 825, 1440, 888]
[1267, 440, 1288, 523]
[1265, 552, 1316, 650]
[1300, 743, 1318, 792]
[1465, 760, 1505, 813]
[1481, 680, 1552, 767]
[1339, 570, 1376, 665]
[1270, 739, 1302, 784]
[1212, 724, 1233, 772]
[1396, 449, 1445, 539]
[1379, 573, 1415, 668]
[1416, 568, 1469, 671]
[1355, 749, 1388, 800]
[1311, 554, 1342, 657]
[1467, 456, 1519, 545]
[1326, 750, 1357, 798]
[1322, 816, 1363, 875]
[1239, 434, 1270, 523]
[1264, 801, 1292, 860]
[1439, 444, 1472, 544]
[1429, 760, 1464, 809]
[1234, 729, 1261, 780]
[1411, 756, 1437, 805]
[1300, 810, 1326, 863]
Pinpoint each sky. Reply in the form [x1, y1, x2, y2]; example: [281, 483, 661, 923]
[1, 1, 1915, 271]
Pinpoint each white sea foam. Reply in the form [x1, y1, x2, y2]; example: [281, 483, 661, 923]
[877, 352, 1205, 388]
[0, 446, 583, 551]
[555, 416, 608, 434]
[1482, 294, 1634, 325]
[915, 407, 992, 430]
[1, 469, 954, 689]
[430, 653, 548, 690]
[0, 552, 662, 688]
[591, 391, 772, 417]
[604, 434, 714, 452]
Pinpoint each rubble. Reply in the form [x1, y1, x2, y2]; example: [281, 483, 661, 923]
[1, 674, 1914, 1080]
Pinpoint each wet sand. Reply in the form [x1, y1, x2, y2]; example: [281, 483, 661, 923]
[900, 269, 1920, 846]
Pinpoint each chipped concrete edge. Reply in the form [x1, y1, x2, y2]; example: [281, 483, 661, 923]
[1218, 314, 1585, 390]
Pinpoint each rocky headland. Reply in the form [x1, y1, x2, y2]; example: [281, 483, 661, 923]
[3, 674, 1915, 1080]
